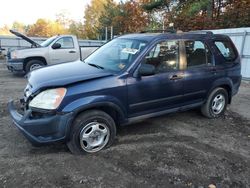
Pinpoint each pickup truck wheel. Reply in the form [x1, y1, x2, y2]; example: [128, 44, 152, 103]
[25, 60, 44, 73]
[201, 87, 228, 118]
[67, 110, 116, 155]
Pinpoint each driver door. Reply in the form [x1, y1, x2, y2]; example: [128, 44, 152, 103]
[127, 39, 185, 117]
[49, 36, 79, 64]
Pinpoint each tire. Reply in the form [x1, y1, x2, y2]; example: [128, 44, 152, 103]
[25, 60, 45, 73]
[67, 110, 116, 155]
[201, 87, 228, 118]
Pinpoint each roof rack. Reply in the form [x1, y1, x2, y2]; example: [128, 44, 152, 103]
[187, 30, 213, 35]
[140, 29, 176, 34]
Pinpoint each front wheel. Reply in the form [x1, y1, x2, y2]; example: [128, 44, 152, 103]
[201, 88, 228, 118]
[67, 110, 116, 154]
[25, 60, 44, 73]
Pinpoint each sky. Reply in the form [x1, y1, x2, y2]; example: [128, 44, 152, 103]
[0, 0, 91, 27]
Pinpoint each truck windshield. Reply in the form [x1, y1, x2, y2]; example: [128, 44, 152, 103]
[84, 38, 147, 73]
[41, 36, 58, 47]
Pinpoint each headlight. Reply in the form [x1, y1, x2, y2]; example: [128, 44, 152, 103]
[11, 50, 18, 59]
[29, 88, 67, 110]
[25, 89, 32, 98]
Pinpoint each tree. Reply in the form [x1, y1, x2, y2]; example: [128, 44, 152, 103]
[170, 0, 217, 30]
[221, 0, 250, 28]
[173, 0, 250, 31]
[141, 0, 250, 31]
[118, 0, 149, 33]
[26, 19, 67, 37]
[84, 0, 108, 39]
[141, 0, 176, 29]
[98, 0, 118, 39]
[12, 22, 26, 33]
[98, 0, 149, 38]
[68, 21, 85, 39]
[0, 25, 10, 35]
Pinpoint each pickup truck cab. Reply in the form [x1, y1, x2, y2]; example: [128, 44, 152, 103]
[6, 30, 101, 73]
[8, 31, 241, 154]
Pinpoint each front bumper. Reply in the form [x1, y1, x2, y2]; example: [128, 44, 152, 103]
[8, 100, 73, 146]
[7, 58, 24, 72]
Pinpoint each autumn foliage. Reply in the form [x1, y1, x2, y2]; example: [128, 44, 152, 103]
[142, 0, 250, 31]
[26, 19, 67, 37]
[84, 0, 149, 39]
[84, 0, 250, 38]
[0, 0, 250, 39]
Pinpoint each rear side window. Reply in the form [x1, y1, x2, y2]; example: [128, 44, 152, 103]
[214, 40, 237, 61]
[185, 40, 212, 68]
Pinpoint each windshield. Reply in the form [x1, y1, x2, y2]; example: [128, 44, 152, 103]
[41, 36, 58, 47]
[84, 38, 147, 73]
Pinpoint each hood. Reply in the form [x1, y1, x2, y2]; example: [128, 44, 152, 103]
[10, 30, 41, 47]
[28, 60, 113, 92]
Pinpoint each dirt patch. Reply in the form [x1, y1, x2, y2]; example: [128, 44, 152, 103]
[0, 66, 249, 187]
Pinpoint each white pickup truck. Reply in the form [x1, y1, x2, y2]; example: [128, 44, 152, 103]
[7, 30, 103, 73]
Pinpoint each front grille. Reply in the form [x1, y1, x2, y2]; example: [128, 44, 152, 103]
[30, 111, 54, 119]
[13, 99, 25, 116]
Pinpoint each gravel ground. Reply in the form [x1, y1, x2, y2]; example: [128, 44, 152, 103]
[0, 60, 249, 188]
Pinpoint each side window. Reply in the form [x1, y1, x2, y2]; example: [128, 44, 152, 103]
[185, 40, 212, 68]
[55, 37, 74, 49]
[143, 40, 179, 73]
[214, 40, 237, 61]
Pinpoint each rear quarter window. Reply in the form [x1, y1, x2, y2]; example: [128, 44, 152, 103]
[214, 40, 237, 61]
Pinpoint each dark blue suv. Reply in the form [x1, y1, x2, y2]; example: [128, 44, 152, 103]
[8, 31, 241, 154]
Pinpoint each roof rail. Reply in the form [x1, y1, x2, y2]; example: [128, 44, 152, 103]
[187, 30, 213, 35]
[140, 29, 176, 34]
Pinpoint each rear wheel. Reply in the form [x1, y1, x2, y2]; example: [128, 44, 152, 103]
[201, 87, 228, 118]
[67, 110, 116, 155]
[25, 60, 45, 73]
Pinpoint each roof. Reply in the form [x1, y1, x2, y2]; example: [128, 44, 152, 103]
[118, 31, 229, 42]
[119, 33, 162, 41]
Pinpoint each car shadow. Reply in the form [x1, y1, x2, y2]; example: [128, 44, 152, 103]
[27, 109, 202, 155]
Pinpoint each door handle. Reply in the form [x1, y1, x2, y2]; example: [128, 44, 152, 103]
[210, 67, 217, 75]
[69, 50, 76, 53]
[170, 74, 184, 80]
[210, 67, 216, 72]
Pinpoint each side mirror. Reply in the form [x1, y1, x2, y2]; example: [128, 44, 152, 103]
[138, 63, 155, 76]
[52, 43, 61, 49]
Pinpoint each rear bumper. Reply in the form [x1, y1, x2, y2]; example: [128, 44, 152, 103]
[7, 59, 24, 72]
[232, 75, 242, 96]
[8, 100, 73, 146]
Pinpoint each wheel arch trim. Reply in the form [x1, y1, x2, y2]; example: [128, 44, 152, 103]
[207, 78, 233, 103]
[61, 95, 127, 122]
[24, 56, 48, 67]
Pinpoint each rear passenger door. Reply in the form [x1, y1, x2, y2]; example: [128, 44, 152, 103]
[182, 40, 218, 104]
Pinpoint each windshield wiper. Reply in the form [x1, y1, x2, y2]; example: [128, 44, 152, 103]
[87, 63, 104, 69]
